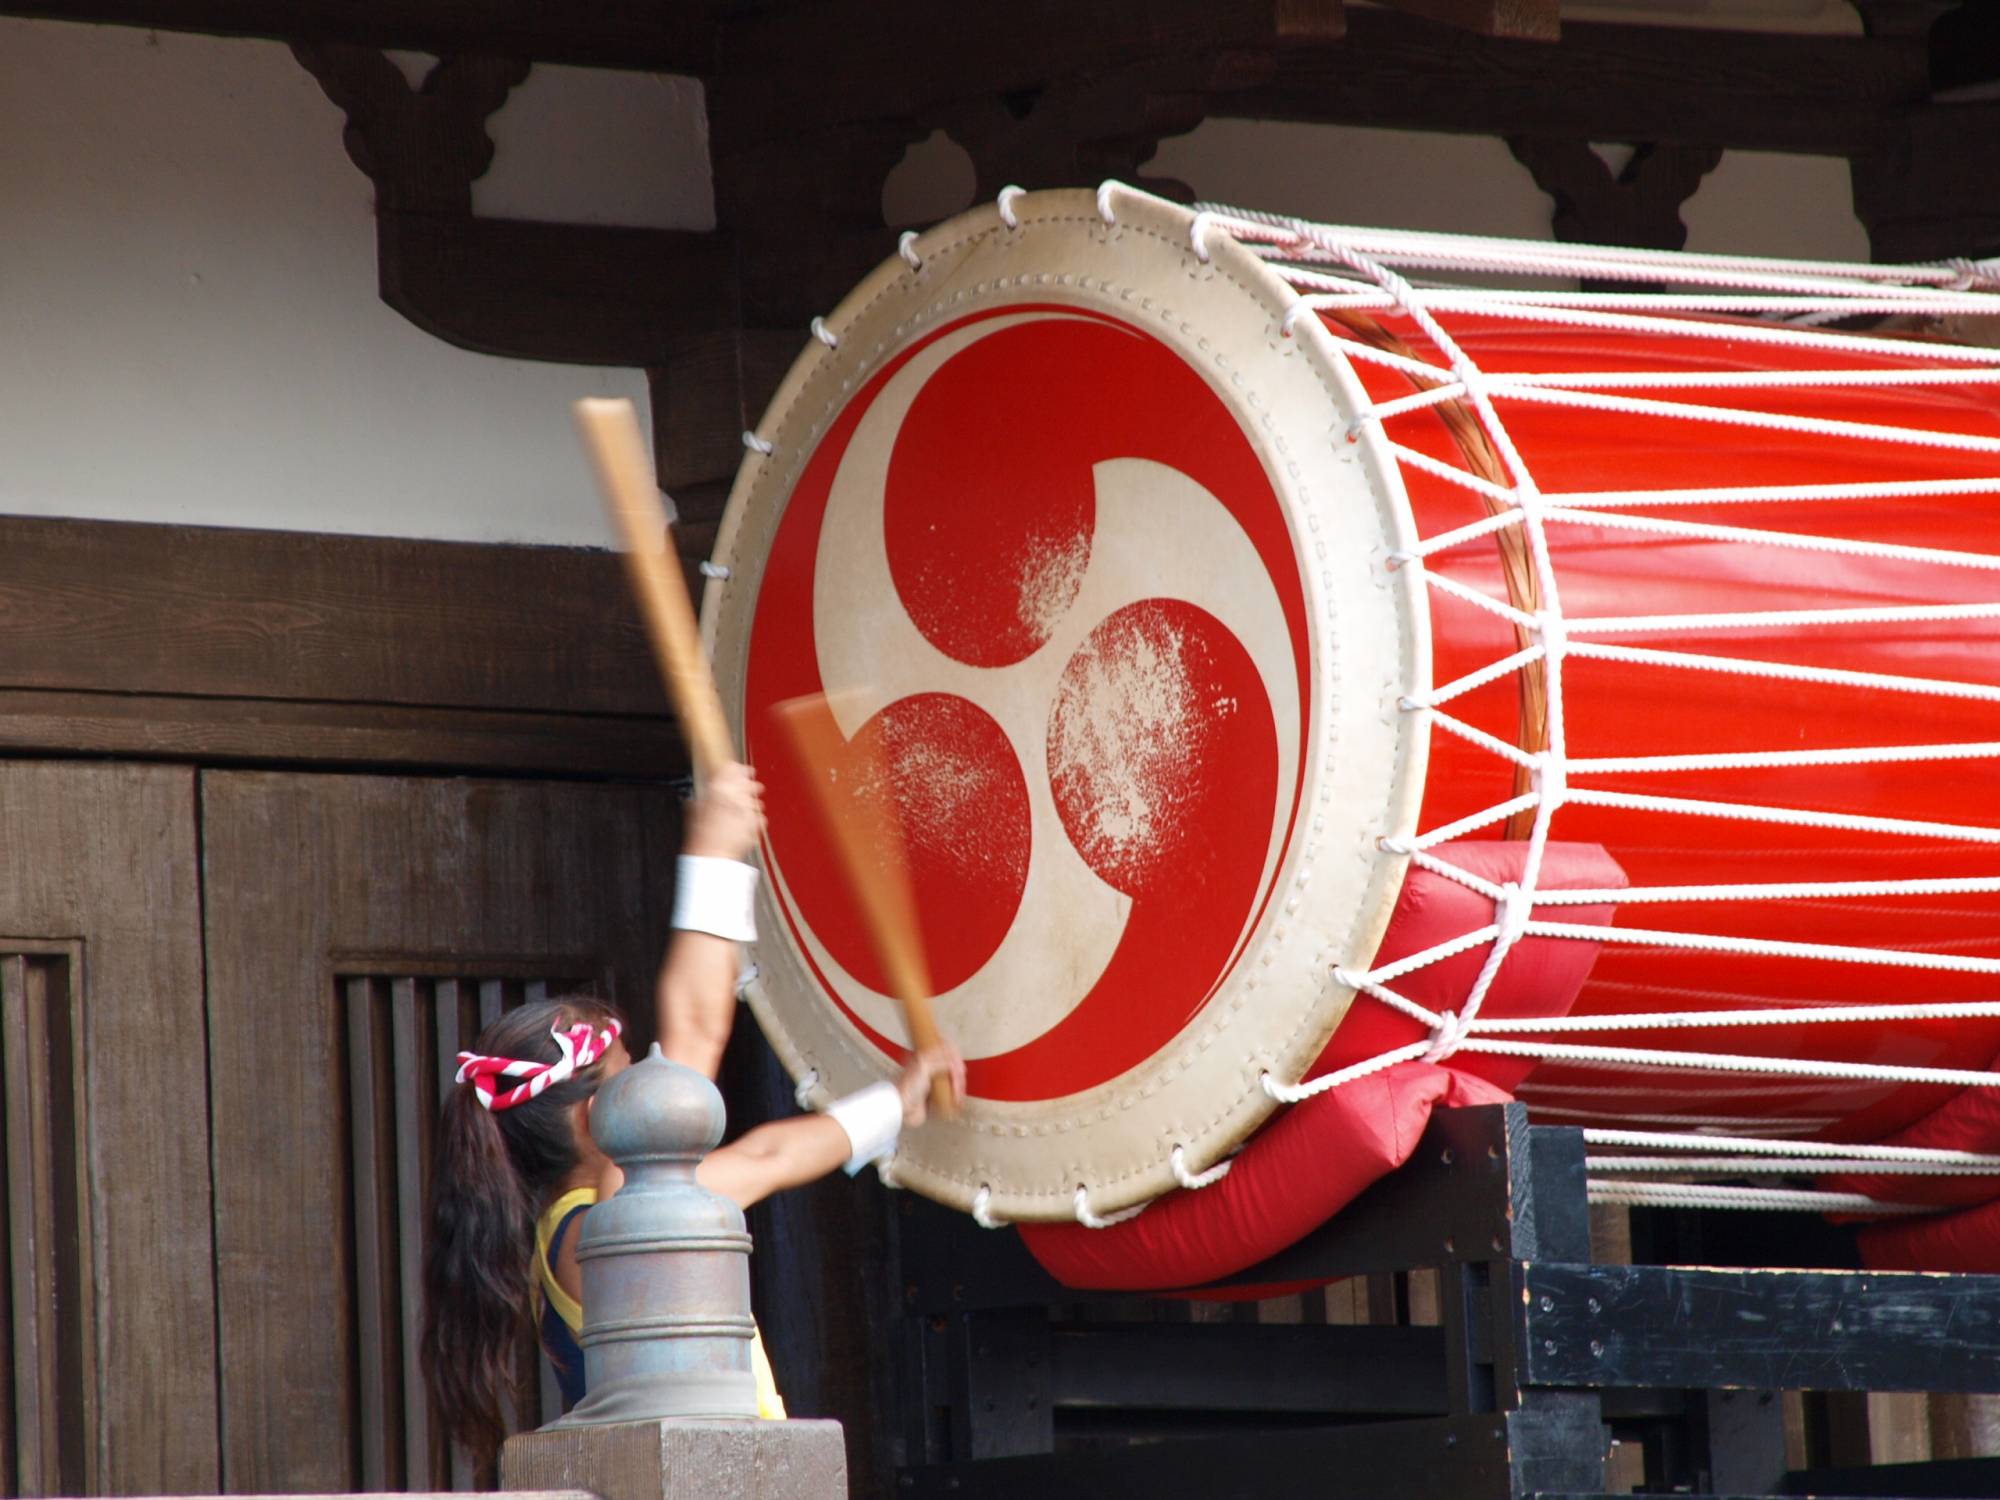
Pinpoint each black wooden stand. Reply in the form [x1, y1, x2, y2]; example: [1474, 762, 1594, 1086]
[887, 1104, 2000, 1500]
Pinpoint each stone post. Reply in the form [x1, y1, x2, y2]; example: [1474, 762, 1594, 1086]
[501, 1045, 847, 1500]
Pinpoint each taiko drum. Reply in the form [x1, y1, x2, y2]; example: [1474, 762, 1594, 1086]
[701, 186, 2000, 1222]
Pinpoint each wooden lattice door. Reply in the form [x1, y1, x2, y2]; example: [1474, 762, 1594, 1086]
[201, 770, 678, 1492]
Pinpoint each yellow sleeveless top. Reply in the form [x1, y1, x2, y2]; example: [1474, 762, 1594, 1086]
[535, 1186, 787, 1420]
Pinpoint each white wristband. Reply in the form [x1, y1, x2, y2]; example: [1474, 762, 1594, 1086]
[823, 1081, 902, 1176]
[672, 856, 758, 943]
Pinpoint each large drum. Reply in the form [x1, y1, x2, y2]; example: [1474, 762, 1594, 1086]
[701, 185, 2000, 1229]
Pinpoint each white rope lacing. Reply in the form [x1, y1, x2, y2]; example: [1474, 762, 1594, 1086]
[1171, 1145, 1234, 1190]
[1172, 189, 2000, 1210]
[1073, 1184, 1148, 1229]
[1580, 1128, 2000, 1224]
[1588, 1181, 1936, 1214]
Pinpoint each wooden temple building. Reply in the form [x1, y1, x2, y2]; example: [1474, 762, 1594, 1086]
[2, 1, 2000, 1496]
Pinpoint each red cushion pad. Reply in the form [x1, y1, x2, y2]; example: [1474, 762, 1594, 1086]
[1308, 841, 1626, 1094]
[1018, 1061, 1510, 1291]
[1820, 1084, 2000, 1210]
[1018, 841, 1624, 1291]
[1860, 1198, 2000, 1273]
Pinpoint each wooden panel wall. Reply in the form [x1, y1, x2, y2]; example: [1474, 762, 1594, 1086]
[0, 765, 215, 1495]
[0, 516, 693, 778]
[201, 771, 678, 1491]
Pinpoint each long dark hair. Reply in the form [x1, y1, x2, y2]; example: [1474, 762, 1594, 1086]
[420, 995, 623, 1465]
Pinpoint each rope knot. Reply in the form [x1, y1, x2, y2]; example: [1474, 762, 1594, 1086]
[1945, 257, 2000, 292]
[793, 1068, 821, 1112]
[1423, 1007, 1467, 1063]
[1530, 752, 1567, 810]
[1495, 880, 1535, 947]
[1535, 608, 1568, 659]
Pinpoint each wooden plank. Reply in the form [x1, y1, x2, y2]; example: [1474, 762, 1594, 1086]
[0, 962, 13, 1493]
[431, 979, 476, 1493]
[1047, 1323, 1445, 1416]
[0, 689, 686, 780]
[479, 980, 506, 1033]
[1206, 8, 1928, 156]
[35, 953, 92, 1499]
[0, 2, 720, 71]
[902, 1413, 1516, 1499]
[0, 515, 673, 720]
[0, 952, 48, 1496]
[390, 979, 437, 1488]
[0, 766, 215, 1491]
[203, 771, 679, 1487]
[1524, 1264, 2000, 1393]
[347, 976, 402, 1490]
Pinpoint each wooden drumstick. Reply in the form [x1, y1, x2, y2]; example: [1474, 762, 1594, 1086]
[772, 693, 959, 1120]
[573, 397, 736, 778]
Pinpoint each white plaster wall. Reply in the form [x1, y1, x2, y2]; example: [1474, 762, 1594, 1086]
[1145, 121, 1869, 266]
[1149, 121, 1559, 240]
[0, 19, 710, 547]
[0, 15, 1874, 550]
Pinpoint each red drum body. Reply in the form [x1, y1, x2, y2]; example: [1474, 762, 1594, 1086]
[705, 184, 2000, 1227]
[1327, 313, 2000, 1148]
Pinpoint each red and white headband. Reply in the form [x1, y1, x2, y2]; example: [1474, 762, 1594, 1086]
[455, 1017, 623, 1112]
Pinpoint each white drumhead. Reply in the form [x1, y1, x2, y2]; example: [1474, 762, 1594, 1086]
[702, 186, 1427, 1221]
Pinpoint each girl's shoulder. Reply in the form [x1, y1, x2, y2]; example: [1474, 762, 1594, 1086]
[537, 1185, 597, 1244]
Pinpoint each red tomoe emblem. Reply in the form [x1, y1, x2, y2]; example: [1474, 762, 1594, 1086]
[746, 308, 1313, 1102]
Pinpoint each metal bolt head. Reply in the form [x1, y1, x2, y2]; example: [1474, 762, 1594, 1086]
[1539, 1295, 1554, 1313]
[1590, 1339, 1605, 1358]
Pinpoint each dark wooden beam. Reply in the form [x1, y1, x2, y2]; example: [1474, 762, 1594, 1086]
[377, 213, 737, 364]
[1376, 0, 1559, 41]
[0, 516, 669, 721]
[1206, 7, 1930, 155]
[0, 1, 719, 73]
[709, 0, 1341, 148]
[0, 690, 684, 778]
[1852, 99, 2000, 261]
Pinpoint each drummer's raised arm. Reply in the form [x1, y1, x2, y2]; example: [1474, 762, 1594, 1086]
[657, 762, 765, 1080]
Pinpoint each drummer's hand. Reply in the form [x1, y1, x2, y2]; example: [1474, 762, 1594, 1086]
[685, 762, 765, 863]
[897, 1041, 966, 1128]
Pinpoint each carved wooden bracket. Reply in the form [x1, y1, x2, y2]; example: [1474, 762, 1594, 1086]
[916, 53, 1249, 208]
[1851, 100, 2000, 262]
[1507, 136, 1724, 253]
[294, 46, 738, 366]
[291, 46, 527, 214]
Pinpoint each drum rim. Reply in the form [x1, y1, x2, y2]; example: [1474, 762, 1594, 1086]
[701, 184, 1431, 1221]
